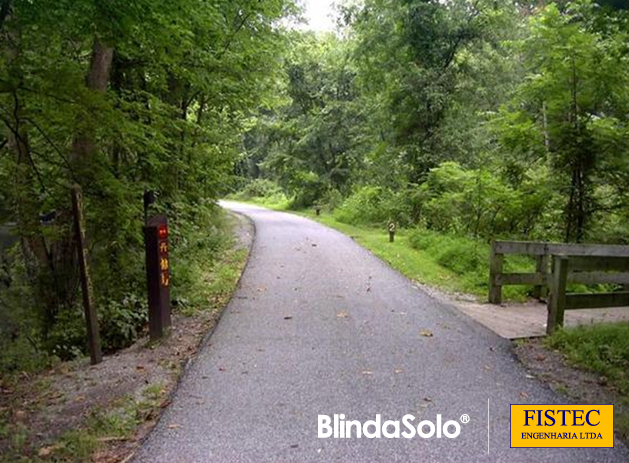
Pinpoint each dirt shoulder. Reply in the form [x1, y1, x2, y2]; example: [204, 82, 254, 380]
[0, 212, 254, 463]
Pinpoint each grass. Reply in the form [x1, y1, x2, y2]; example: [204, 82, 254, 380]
[174, 211, 249, 317]
[547, 323, 629, 439]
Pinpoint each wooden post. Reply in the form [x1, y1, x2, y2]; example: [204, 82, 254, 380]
[144, 215, 172, 340]
[388, 222, 396, 243]
[314, 205, 321, 216]
[532, 253, 549, 300]
[488, 241, 504, 304]
[143, 190, 155, 225]
[547, 255, 568, 335]
[71, 186, 102, 365]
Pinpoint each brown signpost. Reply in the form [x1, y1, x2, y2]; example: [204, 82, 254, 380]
[71, 186, 102, 365]
[144, 215, 171, 340]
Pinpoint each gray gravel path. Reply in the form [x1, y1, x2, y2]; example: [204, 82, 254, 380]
[133, 202, 628, 463]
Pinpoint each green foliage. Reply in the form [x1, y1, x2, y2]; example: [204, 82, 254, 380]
[408, 228, 533, 299]
[547, 322, 629, 436]
[238, 179, 285, 200]
[547, 323, 629, 394]
[415, 161, 559, 239]
[334, 186, 411, 226]
[0, 0, 297, 371]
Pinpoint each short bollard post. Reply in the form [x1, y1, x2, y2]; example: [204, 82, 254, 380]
[388, 221, 396, 243]
[315, 205, 321, 216]
[144, 215, 172, 340]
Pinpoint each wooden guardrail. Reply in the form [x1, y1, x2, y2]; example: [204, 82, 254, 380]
[488, 240, 629, 304]
[547, 255, 629, 334]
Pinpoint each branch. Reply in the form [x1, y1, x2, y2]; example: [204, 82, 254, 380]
[24, 116, 76, 176]
[217, 8, 256, 60]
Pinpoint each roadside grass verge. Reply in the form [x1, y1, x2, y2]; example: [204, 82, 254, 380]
[546, 323, 629, 438]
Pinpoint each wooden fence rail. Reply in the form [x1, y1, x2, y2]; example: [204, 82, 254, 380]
[547, 255, 629, 334]
[488, 240, 629, 304]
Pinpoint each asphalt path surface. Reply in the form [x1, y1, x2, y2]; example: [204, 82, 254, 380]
[133, 202, 628, 463]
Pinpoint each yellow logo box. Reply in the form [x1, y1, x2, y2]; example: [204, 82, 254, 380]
[511, 404, 614, 448]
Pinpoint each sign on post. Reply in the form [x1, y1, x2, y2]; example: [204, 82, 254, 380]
[388, 221, 396, 243]
[71, 186, 102, 365]
[144, 215, 171, 340]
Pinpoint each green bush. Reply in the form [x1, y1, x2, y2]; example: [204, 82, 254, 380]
[414, 161, 558, 240]
[334, 186, 411, 226]
[408, 228, 533, 299]
[238, 178, 284, 199]
[409, 228, 488, 280]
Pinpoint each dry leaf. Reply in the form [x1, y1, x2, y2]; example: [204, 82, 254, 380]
[419, 329, 433, 337]
[38, 446, 56, 457]
[394, 368, 404, 374]
[519, 391, 529, 399]
[361, 370, 373, 375]
[168, 424, 180, 429]
[336, 312, 348, 318]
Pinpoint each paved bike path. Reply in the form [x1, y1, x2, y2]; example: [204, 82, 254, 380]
[133, 202, 627, 462]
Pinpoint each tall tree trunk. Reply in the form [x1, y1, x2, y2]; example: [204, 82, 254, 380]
[71, 40, 114, 164]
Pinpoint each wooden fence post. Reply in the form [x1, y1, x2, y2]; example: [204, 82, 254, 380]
[488, 241, 504, 304]
[532, 252, 549, 300]
[71, 186, 102, 365]
[547, 255, 568, 335]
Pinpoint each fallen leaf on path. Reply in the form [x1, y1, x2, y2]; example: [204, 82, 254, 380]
[362, 370, 373, 375]
[423, 397, 433, 402]
[419, 329, 433, 337]
[284, 316, 293, 320]
[394, 368, 404, 374]
[38, 446, 58, 457]
[519, 391, 529, 399]
[337, 312, 348, 318]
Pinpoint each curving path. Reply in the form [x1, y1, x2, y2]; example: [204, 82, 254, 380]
[133, 202, 628, 463]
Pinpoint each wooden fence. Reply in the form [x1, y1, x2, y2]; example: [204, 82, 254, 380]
[547, 255, 629, 334]
[488, 240, 629, 304]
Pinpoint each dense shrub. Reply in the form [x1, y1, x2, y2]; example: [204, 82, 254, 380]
[408, 227, 534, 298]
[334, 186, 411, 226]
[238, 179, 285, 199]
[410, 161, 563, 240]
